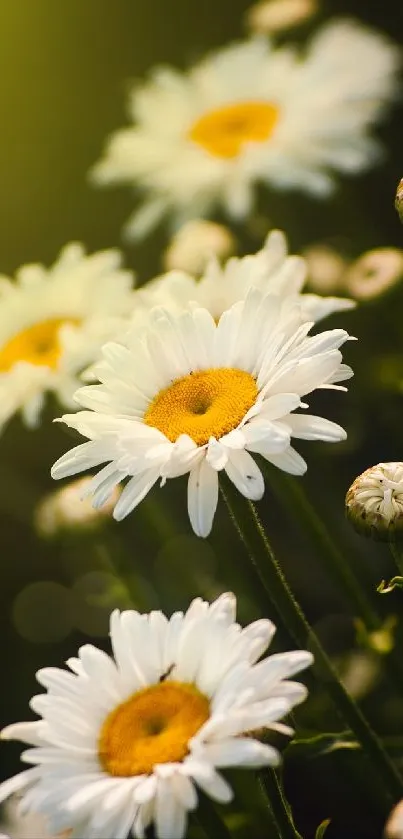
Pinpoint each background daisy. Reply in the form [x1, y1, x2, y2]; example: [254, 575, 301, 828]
[91, 19, 400, 240]
[0, 593, 313, 839]
[0, 243, 134, 430]
[134, 228, 355, 325]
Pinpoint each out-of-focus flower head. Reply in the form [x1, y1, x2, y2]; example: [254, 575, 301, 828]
[302, 244, 349, 296]
[346, 462, 403, 541]
[0, 795, 70, 838]
[344, 248, 403, 301]
[0, 244, 135, 430]
[136, 229, 355, 326]
[91, 21, 400, 241]
[163, 219, 236, 274]
[386, 800, 403, 839]
[35, 477, 121, 538]
[246, 0, 318, 35]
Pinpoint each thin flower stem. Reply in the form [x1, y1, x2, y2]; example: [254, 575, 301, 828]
[264, 469, 403, 690]
[259, 769, 303, 839]
[389, 542, 403, 578]
[265, 469, 379, 628]
[220, 478, 403, 808]
[196, 793, 234, 839]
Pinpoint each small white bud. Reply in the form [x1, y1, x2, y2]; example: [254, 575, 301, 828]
[302, 245, 349, 296]
[386, 800, 403, 839]
[344, 248, 403, 301]
[246, 0, 317, 35]
[163, 220, 236, 275]
[346, 463, 403, 542]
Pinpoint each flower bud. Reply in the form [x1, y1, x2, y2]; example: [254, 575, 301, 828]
[344, 248, 403, 301]
[246, 0, 317, 34]
[302, 244, 348, 295]
[395, 178, 403, 224]
[345, 463, 403, 541]
[163, 220, 236, 275]
[35, 477, 121, 537]
[386, 800, 403, 839]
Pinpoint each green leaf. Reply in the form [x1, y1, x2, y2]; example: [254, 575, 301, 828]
[377, 575, 403, 594]
[315, 819, 331, 839]
[286, 732, 359, 760]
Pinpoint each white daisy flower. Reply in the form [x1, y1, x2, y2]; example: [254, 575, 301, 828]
[0, 593, 313, 839]
[0, 244, 134, 430]
[91, 20, 400, 240]
[51, 286, 352, 538]
[136, 229, 355, 326]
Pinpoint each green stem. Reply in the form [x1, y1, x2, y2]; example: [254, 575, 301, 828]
[259, 769, 302, 839]
[265, 469, 403, 690]
[265, 470, 379, 628]
[390, 542, 403, 578]
[220, 478, 403, 808]
[195, 792, 234, 839]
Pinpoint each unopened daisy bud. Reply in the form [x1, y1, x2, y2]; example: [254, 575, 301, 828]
[395, 178, 403, 224]
[386, 800, 403, 838]
[35, 477, 121, 537]
[163, 219, 236, 274]
[302, 244, 349, 295]
[246, 0, 317, 34]
[344, 248, 403, 301]
[346, 463, 403, 541]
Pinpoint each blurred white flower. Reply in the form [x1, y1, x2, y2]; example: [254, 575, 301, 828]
[163, 219, 236, 274]
[0, 244, 135, 430]
[52, 281, 352, 538]
[0, 796, 70, 838]
[386, 801, 403, 838]
[346, 462, 403, 541]
[344, 248, 403, 301]
[246, 0, 317, 35]
[35, 477, 121, 537]
[138, 229, 354, 325]
[303, 244, 349, 296]
[91, 20, 399, 240]
[0, 593, 313, 839]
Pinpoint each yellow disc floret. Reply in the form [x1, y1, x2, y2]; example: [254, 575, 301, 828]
[189, 101, 279, 159]
[144, 367, 258, 445]
[99, 681, 210, 777]
[0, 318, 78, 372]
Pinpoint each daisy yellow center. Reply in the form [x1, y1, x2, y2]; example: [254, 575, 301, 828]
[144, 367, 258, 445]
[189, 101, 279, 159]
[98, 681, 210, 776]
[0, 318, 78, 372]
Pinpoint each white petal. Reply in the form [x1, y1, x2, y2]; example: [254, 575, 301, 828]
[199, 737, 280, 768]
[225, 450, 264, 500]
[187, 460, 218, 537]
[264, 446, 307, 476]
[113, 469, 160, 520]
[285, 413, 347, 442]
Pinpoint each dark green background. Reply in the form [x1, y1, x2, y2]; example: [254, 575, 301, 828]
[0, 2, 403, 837]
